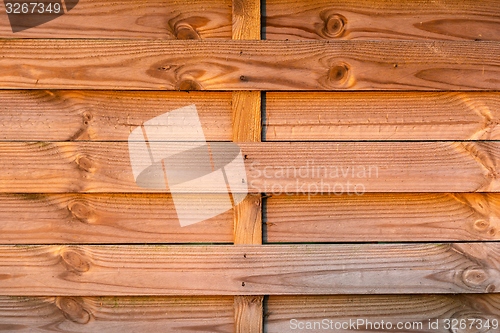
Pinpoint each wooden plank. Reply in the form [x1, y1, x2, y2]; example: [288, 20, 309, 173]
[265, 193, 500, 243]
[231, 1, 264, 330]
[0, 243, 498, 295]
[232, 92, 262, 245]
[0, 0, 232, 39]
[0, 193, 232, 244]
[234, 295, 263, 333]
[266, 295, 500, 333]
[3, 91, 499, 142]
[0, 296, 234, 332]
[232, 0, 260, 40]
[0, 142, 499, 193]
[0, 90, 232, 141]
[232, 92, 261, 143]
[265, 92, 500, 141]
[265, 0, 500, 41]
[233, 194, 262, 245]
[0, 40, 498, 90]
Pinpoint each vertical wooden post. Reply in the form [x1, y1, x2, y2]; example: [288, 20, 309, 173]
[232, 0, 264, 332]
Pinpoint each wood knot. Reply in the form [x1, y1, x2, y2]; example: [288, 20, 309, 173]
[60, 248, 91, 274]
[474, 219, 490, 231]
[174, 23, 201, 40]
[322, 13, 347, 38]
[68, 200, 93, 223]
[56, 297, 91, 324]
[462, 268, 489, 288]
[76, 155, 94, 173]
[177, 79, 201, 91]
[328, 63, 350, 84]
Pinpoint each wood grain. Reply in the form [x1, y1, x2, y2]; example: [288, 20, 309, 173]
[0, 243, 498, 295]
[265, 0, 500, 41]
[0, 142, 499, 193]
[265, 92, 500, 141]
[0, 296, 233, 332]
[3, 91, 499, 142]
[232, 92, 261, 143]
[0, 193, 232, 244]
[232, 92, 263, 245]
[0, 40, 498, 90]
[0, 90, 232, 141]
[265, 193, 500, 243]
[234, 296, 263, 333]
[232, 0, 260, 40]
[266, 295, 500, 333]
[0, 0, 232, 39]
[232, 2, 264, 330]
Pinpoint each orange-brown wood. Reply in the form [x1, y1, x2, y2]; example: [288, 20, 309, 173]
[0, 40, 498, 90]
[266, 295, 500, 333]
[265, 193, 500, 242]
[0, 243, 498, 295]
[231, 1, 264, 331]
[265, 0, 500, 41]
[0, 90, 232, 141]
[0, 296, 234, 332]
[0, 0, 232, 39]
[0, 193, 232, 244]
[265, 92, 500, 141]
[0, 142, 499, 193]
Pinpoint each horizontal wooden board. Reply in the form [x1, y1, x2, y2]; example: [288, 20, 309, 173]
[266, 295, 500, 333]
[265, 92, 500, 141]
[265, 0, 500, 41]
[4, 91, 500, 142]
[0, 194, 232, 244]
[0, 90, 232, 141]
[0, 243, 498, 295]
[265, 193, 500, 242]
[0, 0, 231, 39]
[0, 296, 233, 332]
[0, 142, 498, 193]
[3, 193, 499, 244]
[0, 40, 498, 90]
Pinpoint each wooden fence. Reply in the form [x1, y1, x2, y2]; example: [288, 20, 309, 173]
[0, 0, 499, 332]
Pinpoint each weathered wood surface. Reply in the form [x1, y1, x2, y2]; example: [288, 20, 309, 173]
[232, 92, 262, 246]
[265, 0, 500, 41]
[0, 90, 232, 141]
[0, 296, 234, 332]
[2, 295, 499, 332]
[265, 92, 500, 141]
[3, 91, 500, 142]
[0, 193, 232, 244]
[0, 40, 498, 90]
[234, 296, 263, 333]
[232, 3, 264, 331]
[265, 193, 500, 243]
[0, 0, 232, 39]
[0, 142, 498, 193]
[0, 243, 498, 295]
[266, 295, 500, 333]
[1, 193, 499, 244]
